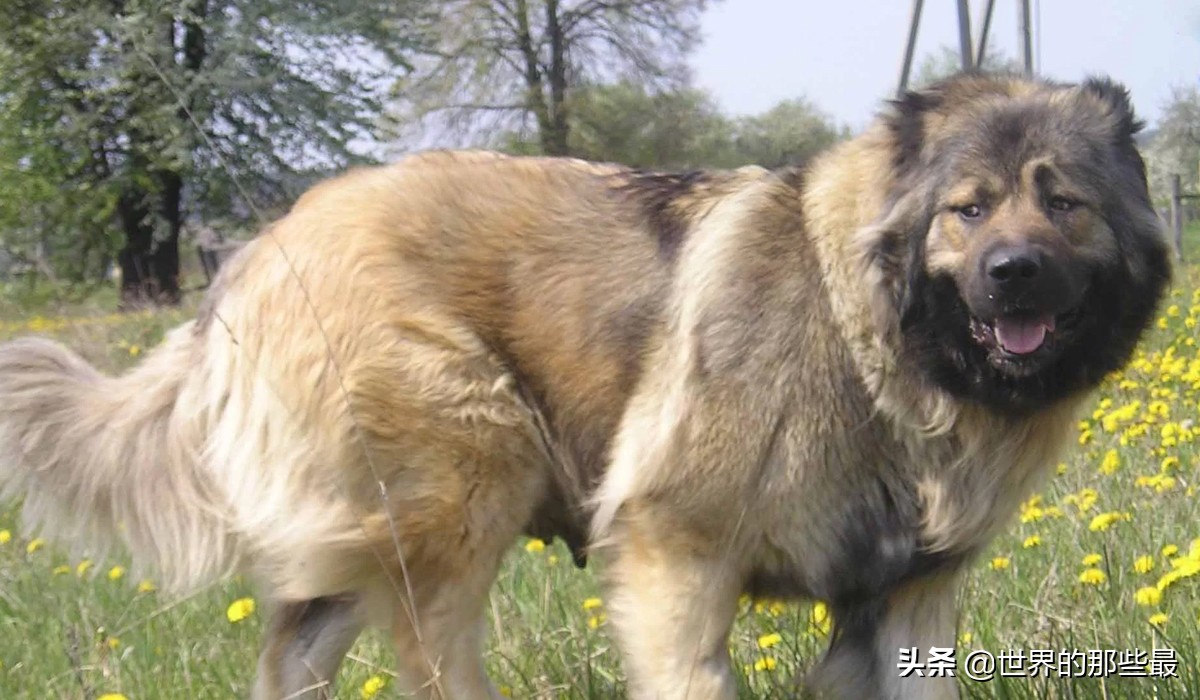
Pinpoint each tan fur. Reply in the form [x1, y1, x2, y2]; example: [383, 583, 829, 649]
[0, 77, 1159, 700]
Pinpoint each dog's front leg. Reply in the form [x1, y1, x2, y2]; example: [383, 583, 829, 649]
[603, 509, 743, 700]
[811, 572, 961, 700]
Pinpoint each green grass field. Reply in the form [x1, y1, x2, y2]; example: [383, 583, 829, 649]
[1, 235, 1199, 699]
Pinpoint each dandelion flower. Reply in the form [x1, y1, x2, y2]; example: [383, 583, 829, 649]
[108, 566, 125, 581]
[757, 632, 782, 649]
[26, 538, 44, 554]
[587, 613, 606, 629]
[1134, 587, 1162, 606]
[1162, 544, 1179, 558]
[990, 556, 1011, 570]
[137, 579, 157, 593]
[809, 601, 831, 637]
[582, 597, 603, 611]
[753, 657, 777, 672]
[226, 597, 256, 623]
[0, 529, 10, 545]
[1148, 612, 1168, 627]
[76, 560, 92, 577]
[53, 565, 70, 576]
[1098, 450, 1120, 475]
[1088, 512, 1124, 532]
[523, 539, 545, 554]
[96, 695, 129, 700]
[958, 631, 973, 646]
[1078, 568, 1107, 585]
[361, 675, 387, 699]
[1081, 553, 1103, 567]
[1022, 535, 1041, 549]
[1134, 556, 1155, 574]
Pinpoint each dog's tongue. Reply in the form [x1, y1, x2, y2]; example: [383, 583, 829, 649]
[994, 315, 1055, 355]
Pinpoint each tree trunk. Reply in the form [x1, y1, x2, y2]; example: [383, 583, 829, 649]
[544, 0, 570, 155]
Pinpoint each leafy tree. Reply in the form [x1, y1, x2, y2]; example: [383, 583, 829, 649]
[1145, 85, 1200, 205]
[912, 44, 1023, 88]
[731, 98, 844, 170]
[558, 81, 736, 168]
[0, 0, 419, 305]
[392, 0, 714, 156]
[498, 80, 844, 171]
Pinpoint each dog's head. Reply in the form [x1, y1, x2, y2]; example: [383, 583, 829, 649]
[866, 74, 1171, 414]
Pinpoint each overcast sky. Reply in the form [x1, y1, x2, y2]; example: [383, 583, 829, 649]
[691, 0, 1200, 130]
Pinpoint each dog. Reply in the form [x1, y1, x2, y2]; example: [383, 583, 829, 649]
[0, 73, 1170, 699]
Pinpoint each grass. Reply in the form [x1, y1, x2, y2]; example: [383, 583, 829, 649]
[0, 257, 1199, 700]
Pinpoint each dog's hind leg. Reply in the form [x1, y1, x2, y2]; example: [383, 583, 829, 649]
[252, 595, 365, 700]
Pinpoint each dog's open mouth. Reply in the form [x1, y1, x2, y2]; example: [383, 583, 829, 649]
[970, 307, 1082, 364]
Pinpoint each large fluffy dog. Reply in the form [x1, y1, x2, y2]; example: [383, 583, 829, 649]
[0, 74, 1170, 699]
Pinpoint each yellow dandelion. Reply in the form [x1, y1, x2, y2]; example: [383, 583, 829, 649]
[26, 538, 44, 554]
[757, 632, 782, 649]
[0, 529, 10, 545]
[523, 539, 546, 554]
[547, 554, 559, 566]
[587, 613, 607, 629]
[53, 565, 70, 576]
[809, 601, 831, 637]
[1134, 556, 1155, 574]
[1134, 587, 1162, 606]
[76, 560, 93, 577]
[499, 687, 512, 698]
[1148, 612, 1168, 627]
[958, 631, 974, 646]
[128, 345, 141, 356]
[97, 694, 129, 700]
[1098, 449, 1120, 475]
[753, 657, 778, 672]
[1082, 553, 1103, 567]
[137, 579, 157, 593]
[1162, 544, 1179, 558]
[990, 556, 1011, 570]
[106, 637, 121, 650]
[108, 565, 125, 581]
[360, 675, 387, 699]
[1088, 511, 1123, 532]
[226, 597, 256, 623]
[1022, 535, 1041, 549]
[582, 597, 603, 611]
[1078, 568, 1107, 585]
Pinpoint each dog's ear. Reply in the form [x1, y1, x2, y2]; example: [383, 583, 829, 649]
[884, 89, 939, 177]
[858, 188, 937, 337]
[1081, 76, 1144, 139]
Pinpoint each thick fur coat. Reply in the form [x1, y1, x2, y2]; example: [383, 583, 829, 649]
[0, 74, 1170, 699]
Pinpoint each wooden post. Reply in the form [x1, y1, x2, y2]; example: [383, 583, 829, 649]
[956, 0, 974, 71]
[1170, 174, 1185, 261]
[975, 0, 997, 67]
[1018, 0, 1034, 76]
[896, 0, 925, 97]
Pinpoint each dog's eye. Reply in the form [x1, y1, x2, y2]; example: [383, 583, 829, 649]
[956, 204, 982, 220]
[1048, 196, 1075, 212]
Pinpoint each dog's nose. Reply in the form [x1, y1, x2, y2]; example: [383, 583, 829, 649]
[985, 246, 1043, 288]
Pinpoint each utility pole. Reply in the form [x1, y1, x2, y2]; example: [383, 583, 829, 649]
[898, 0, 1037, 98]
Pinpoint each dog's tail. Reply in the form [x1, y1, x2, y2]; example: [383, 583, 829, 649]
[0, 326, 237, 590]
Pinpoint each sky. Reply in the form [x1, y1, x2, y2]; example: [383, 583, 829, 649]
[691, 0, 1200, 131]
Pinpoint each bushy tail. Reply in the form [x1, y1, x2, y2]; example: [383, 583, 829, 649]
[0, 326, 238, 590]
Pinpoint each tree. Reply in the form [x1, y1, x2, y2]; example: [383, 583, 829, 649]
[912, 44, 1022, 88]
[731, 99, 844, 170]
[557, 80, 736, 168]
[1144, 85, 1200, 206]
[0, 0, 420, 306]
[497, 80, 844, 171]
[392, 0, 713, 156]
